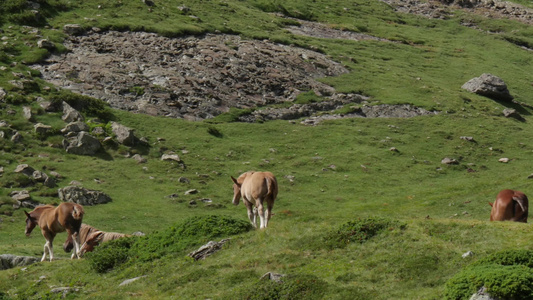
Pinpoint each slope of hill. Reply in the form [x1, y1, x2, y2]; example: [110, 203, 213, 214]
[1, 0, 533, 299]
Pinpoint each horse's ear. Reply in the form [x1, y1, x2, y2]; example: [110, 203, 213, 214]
[24, 211, 30, 218]
[231, 176, 239, 185]
[488, 202, 493, 207]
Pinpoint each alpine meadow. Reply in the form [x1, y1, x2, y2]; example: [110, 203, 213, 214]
[1, 0, 533, 299]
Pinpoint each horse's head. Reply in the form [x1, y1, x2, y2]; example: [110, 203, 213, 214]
[24, 211, 37, 237]
[231, 176, 242, 205]
[80, 231, 104, 255]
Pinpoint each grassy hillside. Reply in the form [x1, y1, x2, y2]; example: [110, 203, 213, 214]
[1, 0, 533, 299]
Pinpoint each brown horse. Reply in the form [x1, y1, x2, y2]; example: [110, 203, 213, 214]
[63, 223, 99, 253]
[231, 171, 278, 229]
[489, 189, 528, 223]
[24, 202, 84, 262]
[63, 223, 131, 256]
[79, 230, 131, 255]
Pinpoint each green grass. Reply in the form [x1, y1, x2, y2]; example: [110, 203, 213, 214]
[1, 0, 533, 299]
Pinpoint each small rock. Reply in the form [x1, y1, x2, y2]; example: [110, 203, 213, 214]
[185, 189, 198, 195]
[462, 251, 474, 258]
[498, 158, 510, 163]
[441, 157, 459, 165]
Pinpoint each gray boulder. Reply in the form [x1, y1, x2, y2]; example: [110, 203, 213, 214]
[14, 164, 36, 177]
[0, 254, 39, 270]
[188, 239, 230, 260]
[62, 102, 84, 122]
[61, 121, 89, 134]
[34, 123, 53, 135]
[63, 24, 85, 36]
[63, 132, 101, 155]
[461, 73, 513, 102]
[111, 122, 137, 146]
[37, 39, 55, 50]
[58, 185, 112, 206]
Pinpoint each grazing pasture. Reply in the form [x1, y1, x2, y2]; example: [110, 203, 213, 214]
[1, 0, 533, 299]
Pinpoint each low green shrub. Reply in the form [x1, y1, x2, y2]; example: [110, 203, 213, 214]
[321, 217, 406, 250]
[232, 274, 328, 300]
[48, 90, 115, 121]
[131, 215, 252, 262]
[87, 215, 252, 272]
[85, 237, 136, 273]
[445, 250, 533, 300]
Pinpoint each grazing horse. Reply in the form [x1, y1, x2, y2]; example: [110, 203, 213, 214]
[24, 202, 84, 262]
[489, 189, 528, 223]
[231, 171, 278, 229]
[63, 224, 131, 256]
[79, 230, 131, 255]
[63, 223, 99, 253]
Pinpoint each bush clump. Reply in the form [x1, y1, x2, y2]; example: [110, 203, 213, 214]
[321, 217, 406, 250]
[445, 250, 533, 300]
[85, 237, 136, 273]
[49, 90, 115, 121]
[131, 215, 252, 262]
[233, 274, 328, 300]
[87, 215, 252, 273]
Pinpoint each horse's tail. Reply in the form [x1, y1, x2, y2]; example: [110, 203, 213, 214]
[265, 176, 278, 199]
[513, 196, 527, 213]
[72, 204, 85, 220]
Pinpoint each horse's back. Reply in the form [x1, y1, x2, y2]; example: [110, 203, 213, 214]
[491, 189, 528, 222]
[243, 171, 277, 200]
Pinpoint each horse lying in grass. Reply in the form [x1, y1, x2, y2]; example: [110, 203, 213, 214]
[24, 202, 84, 262]
[231, 171, 278, 229]
[489, 189, 528, 223]
[63, 224, 131, 256]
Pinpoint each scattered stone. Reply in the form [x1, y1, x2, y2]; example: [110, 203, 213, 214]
[389, 147, 399, 152]
[260, 272, 286, 283]
[37, 39, 55, 50]
[0, 88, 6, 101]
[498, 158, 510, 163]
[22, 106, 33, 121]
[188, 239, 230, 260]
[502, 108, 524, 120]
[461, 73, 513, 102]
[441, 157, 459, 165]
[469, 286, 500, 300]
[184, 189, 198, 195]
[63, 132, 101, 155]
[62, 102, 84, 122]
[178, 177, 190, 184]
[460, 136, 475, 142]
[14, 164, 36, 177]
[119, 275, 147, 287]
[34, 123, 53, 135]
[161, 153, 181, 162]
[111, 122, 138, 146]
[131, 154, 147, 163]
[63, 24, 85, 36]
[11, 131, 23, 143]
[462, 251, 474, 258]
[58, 186, 112, 206]
[50, 287, 81, 298]
[61, 121, 89, 134]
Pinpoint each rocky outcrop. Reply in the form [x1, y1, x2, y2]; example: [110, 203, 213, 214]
[0, 254, 39, 270]
[32, 31, 350, 121]
[58, 186, 112, 206]
[461, 74, 513, 102]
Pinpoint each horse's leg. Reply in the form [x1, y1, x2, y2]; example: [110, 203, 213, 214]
[265, 197, 274, 228]
[244, 201, 256, 228]
[41, 241, 49, 262]
[72, 232, 81, 259]
[257, 199, 266, 229]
